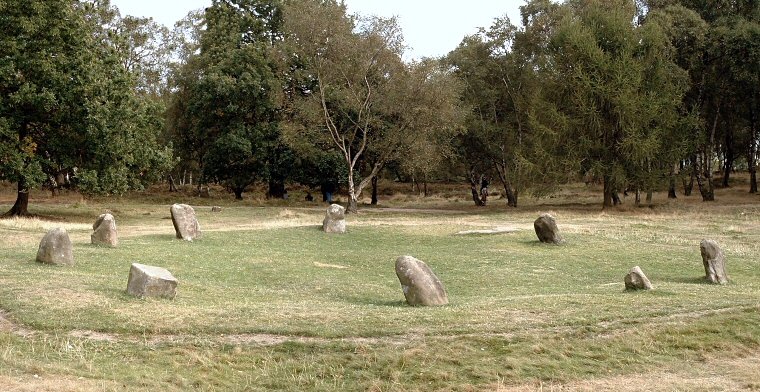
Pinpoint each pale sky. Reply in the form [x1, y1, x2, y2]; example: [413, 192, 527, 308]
[109, 0, 524, 59]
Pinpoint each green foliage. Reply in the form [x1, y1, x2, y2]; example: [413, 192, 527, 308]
[0, 0, 174, 205]
[168, 0, 289, 198]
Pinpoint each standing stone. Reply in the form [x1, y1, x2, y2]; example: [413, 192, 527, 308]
[91, 213, 118, 247]
[211, 206, 222, 213]
[322, 204, 346, 234]
[170, 203, 201, 241]
[624, 266, 653, 290]
[700, 239, 728, 284]
[126, 263, 178, 299]
[395, 256, 448, 306]
[36, 227, 74, 266]
[534, 213, 563, 244]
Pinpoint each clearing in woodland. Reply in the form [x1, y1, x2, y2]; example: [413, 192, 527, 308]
[0, 181, 759, 391]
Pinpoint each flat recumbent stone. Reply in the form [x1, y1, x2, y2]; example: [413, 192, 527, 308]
[126, 263, 178, 299]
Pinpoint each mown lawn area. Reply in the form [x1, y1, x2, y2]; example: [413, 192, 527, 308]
[1, 186, 759, 391]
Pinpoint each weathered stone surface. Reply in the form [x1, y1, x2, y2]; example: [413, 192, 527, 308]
[211, 206, 222, 213]
[36, 227, 74, 265]
[624, 266, 653, 290]
[170, 204, 201, 241]
[91, 213, 118, 247]
[700, 239, 728, 284]
[322, 204, 346, 234]
[126, 263, 178, 299]
[395, 255, 448, 306]
[534, 213, 563, 244]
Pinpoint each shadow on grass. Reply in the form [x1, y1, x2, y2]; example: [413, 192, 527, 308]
[664, 276, 711, 285]
[341, 295, 407, 307]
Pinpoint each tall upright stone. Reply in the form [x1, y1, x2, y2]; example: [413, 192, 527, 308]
[534, 213, 563, 244]
[395, 256, 448, 306]
[91, 213, 118, 247]
[36, 227, 74, 266]
[322, 204, 346, 234]
[170, 204, 201, 241]
[700, 239, 728, 284]
[624, 266, 653, 290]
[126, 263, 178, 299]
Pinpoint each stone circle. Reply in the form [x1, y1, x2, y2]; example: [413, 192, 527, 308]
[322, 204, 346, 234]
[126, 263, 178, 299]
[534, 213, 563, 244]
[624, 266, 653, 290]
[36, 227, 74, 266]
[171, 203, 201, 241]
[395, 255, 448, 306]
[91, 213, 118, 247]
[700, 239, 728, 284]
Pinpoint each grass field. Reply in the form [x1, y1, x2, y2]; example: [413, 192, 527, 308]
[1, 181, 759, 391]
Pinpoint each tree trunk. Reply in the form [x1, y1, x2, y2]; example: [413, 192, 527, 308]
[635, 188, 641, 206]
[371, 176, 378, 205]
[722, 126, 734, 188]
[646, 191, 653, 205]
[423, 180, 428, 197]
[469, 170, 485, 207]
[5, 180, 30, 217]
[168, 175, 178, 192]
[504, 184, 518, 207]
[233, 188, 244, 200]
[750, 103, 758, 194]
[267, 180, 286, 199]
[603, 176, 614, 208]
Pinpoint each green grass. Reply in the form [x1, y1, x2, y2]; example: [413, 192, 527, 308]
[1, 193, 759, 390]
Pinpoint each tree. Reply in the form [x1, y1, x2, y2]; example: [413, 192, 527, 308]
[0, 0, 173, 216]
[545, 0, 688, 207]
[168, 0, 288, 199]
[283, 0, 462, 212]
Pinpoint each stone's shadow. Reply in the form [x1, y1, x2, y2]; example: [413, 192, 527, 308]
[341, 295, 407, 307]
[664, 276, 710, 285]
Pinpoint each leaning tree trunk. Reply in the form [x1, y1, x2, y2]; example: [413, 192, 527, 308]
[5, 180, 30, 217]
[468, 169, 485, 207]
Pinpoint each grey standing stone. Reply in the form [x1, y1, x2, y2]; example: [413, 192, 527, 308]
[534, 213, 563, 244]
[322, 204, 346, 234]
[36, 227, 74, 265]
[624, 266, 653, 290]
[91, 213, 118, 247]
[170, 203, 201, 241]
[700, 239, 728, 284]
[126, 263, 178, 299]
[395, 255, 448, 306]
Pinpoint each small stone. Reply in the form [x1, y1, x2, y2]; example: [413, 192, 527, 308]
[171, 203, 201, 241]
[395, 255, 448, 306]
[700, 239, 728, 284]
[534, 213, 563, 244]
[624, 266, 653, 290]
[211, 206, 222, 213]
[126, 263, 178, 299]
[91, 213, 118, 247]
[322, 204, 346, 234]
[36, 227, 74, 265]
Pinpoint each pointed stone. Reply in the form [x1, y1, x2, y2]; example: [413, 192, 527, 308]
[624, 266, 653, 290]
[36, 227, 74, 266]
[322, 204, 346, 234]
[700, 239, 728, 284]
[534, 213, 563, 244]
[126, 263, 178, 299]
[395, 256, 448, 306]
[170, 204, 201, 241]
[91, 213, 118, 247]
